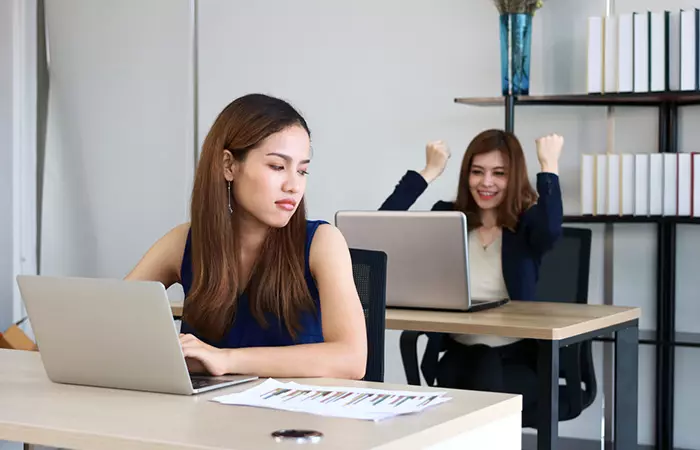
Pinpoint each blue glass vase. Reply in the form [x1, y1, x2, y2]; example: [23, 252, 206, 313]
[499, 13, 533, 96]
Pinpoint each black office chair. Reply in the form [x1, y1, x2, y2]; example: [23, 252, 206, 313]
[350, 248, 388, 383]
[399, 227, 595, 427]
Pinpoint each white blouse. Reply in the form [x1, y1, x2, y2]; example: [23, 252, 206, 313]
[451, 230, 520, 348]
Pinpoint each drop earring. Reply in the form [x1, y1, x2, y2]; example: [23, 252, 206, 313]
[227, 181, 233, 214]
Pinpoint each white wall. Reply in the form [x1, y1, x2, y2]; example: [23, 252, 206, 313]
[40, 0, 195, 298]
[197, 0, 510, 219]
[0, 0, 16, 334]
[0, 0, 37, 333]
[0, 2, 38, 448]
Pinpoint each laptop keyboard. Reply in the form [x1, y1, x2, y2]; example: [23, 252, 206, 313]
[190, 376, 224, 390]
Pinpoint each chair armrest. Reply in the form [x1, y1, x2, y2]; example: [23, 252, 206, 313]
[399, 331, 446, 386]
[400, 330, 426, 385]
[579, 341, 597, 407]
[559, 343, 584, 417]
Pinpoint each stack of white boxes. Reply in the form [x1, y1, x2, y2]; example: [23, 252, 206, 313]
[580, 153, 700, 216]
[587, 9, 699, 94]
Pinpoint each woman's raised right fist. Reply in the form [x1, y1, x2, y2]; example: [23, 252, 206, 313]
[420, 140, 451, 183]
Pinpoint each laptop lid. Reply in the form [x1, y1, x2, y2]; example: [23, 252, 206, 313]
[335, 210, 472, 311]
[15, 275, 256, 395]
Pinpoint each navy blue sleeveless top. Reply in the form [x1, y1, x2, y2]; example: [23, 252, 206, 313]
[179, 220, 328, 348]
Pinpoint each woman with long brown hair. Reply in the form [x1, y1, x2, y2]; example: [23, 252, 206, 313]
[380, 129, 563, 423]
[126, 93, 367, 380]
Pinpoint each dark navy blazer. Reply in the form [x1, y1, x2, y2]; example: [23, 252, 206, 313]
[379, 170, 563, 301]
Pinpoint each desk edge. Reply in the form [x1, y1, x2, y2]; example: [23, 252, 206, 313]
[386, 307, 642, 341]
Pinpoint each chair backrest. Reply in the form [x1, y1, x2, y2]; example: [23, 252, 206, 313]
[349, 248, 387, 383]
[535, 227, 592, 304]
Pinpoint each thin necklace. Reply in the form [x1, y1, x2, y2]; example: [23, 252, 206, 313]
[478, 226, 497, 250]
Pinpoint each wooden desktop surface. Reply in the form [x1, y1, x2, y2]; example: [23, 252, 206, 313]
[0, 349, 521, 450]
[171, 301, 640, 340]
[384, 301, 640, 340]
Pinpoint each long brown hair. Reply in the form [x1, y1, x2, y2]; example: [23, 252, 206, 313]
[454, 129, 537, 231]
[184, 94, 314, 343]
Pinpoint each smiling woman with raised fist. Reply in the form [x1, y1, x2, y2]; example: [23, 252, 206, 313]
[380, 129, 564, 423]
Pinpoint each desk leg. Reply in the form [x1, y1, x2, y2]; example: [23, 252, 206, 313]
[537, 340, 559, 450]
[614, 324, 639, 450]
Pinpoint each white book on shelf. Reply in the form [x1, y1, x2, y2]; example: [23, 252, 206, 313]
[680, 9, 698, 91]
[650, 11, 669, 92]
[669, 10, 682, 91]
[581, 154, 595, 215]
[604, 15, 618, 93]
[634, 154, 650, 216]
[677, 153, 692, 216]
[621, 154, 635, 215]
[607, 154, 621, 215]
[649, 154, 664, 215]
[595, 154, 608, 215]
[587, 16, 604, 94]
[634, 12, 650, 93]
[693, 153, 700, 217]
[617, 13, 634, 93]
[663, 153, 677, 216]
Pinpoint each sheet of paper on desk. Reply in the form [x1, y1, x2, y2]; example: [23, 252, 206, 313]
[211, 378, 452, 421]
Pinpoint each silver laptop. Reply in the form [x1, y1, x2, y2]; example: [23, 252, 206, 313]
[15, 275, 258, 395]
[335, 210, 508, 312]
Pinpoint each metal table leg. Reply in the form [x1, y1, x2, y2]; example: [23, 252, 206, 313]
[614, 324, 639, 449]
[538, 339, 560, 450]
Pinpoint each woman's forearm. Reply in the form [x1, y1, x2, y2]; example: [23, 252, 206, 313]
[378, 170, 428, 211]
[526, 172, 564, 253]
[225, 341, 366, 380]
[540, 161, 559, 175]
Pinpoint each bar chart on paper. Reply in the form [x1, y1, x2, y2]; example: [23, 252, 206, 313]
[211, 379, 452, 421]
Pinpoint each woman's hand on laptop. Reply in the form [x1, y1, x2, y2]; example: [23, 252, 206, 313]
[179, 333, 229, 376]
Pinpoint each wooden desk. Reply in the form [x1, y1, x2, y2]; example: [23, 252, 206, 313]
[385, 301, 641, 450]
[0, 349, 522, 450]
[385, 301, 640, 340]
[170, 300, 640, 450]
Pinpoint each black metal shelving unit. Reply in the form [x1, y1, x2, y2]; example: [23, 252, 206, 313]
[455, 91, 700, 450]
